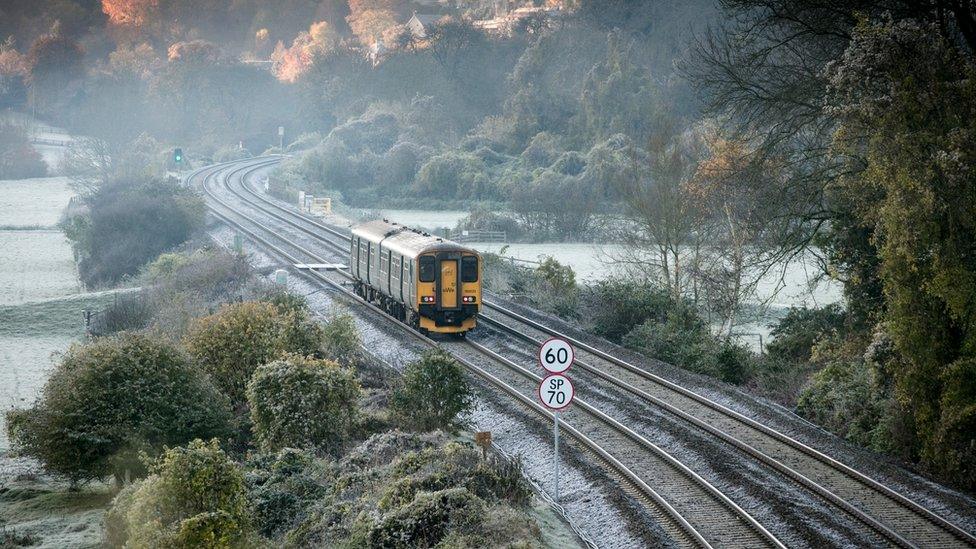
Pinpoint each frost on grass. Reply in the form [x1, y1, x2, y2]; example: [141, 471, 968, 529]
[247, 431, 541, 548]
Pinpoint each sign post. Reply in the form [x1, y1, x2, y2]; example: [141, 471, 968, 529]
[278, 126, 284, 152]
[538, 337, 575, 503]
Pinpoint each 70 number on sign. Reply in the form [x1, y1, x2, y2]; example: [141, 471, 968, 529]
[539, 337, 574, 374]
[538, 373, 574, 503]
[538, 374, 574, 411]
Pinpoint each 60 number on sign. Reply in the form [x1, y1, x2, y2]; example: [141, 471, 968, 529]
[537, 337, 575, 502]
[539, 337, 573, 374]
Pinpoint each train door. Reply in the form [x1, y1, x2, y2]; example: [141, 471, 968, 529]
[439, 258, 458, 309]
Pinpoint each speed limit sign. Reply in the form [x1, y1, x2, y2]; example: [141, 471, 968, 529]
[539, 337, 574, 374]
[538, 374, 574, 410]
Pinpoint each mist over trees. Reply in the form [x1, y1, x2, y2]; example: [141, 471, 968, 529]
[4, 0, 975, 490]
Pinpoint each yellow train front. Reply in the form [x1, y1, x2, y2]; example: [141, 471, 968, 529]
[350, 220, 481, 335]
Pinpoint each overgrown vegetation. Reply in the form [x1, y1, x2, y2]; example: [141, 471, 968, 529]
[60, 177, 205, 288]
[392, 349, 473, 433]
[5, 333, 232, 484]
[183, 300, 325, 406]
[103, 439, 255, 548]
[0, 122, 47, 179]
[5, 238, 556, 546]
[283, 432, 538, 548]
[247, 354, 361, 454]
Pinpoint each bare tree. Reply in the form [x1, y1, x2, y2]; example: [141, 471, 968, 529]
[612, 120, 707, 304]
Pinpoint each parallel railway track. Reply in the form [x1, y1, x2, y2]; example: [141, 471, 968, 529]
[193, 159, 784, 548]
[194, 157, 976, 548]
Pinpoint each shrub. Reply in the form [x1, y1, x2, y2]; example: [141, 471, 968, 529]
[283, 432, 540, 548]
[533, 256, 579, 317]
[583, 279, 676, 342]
[272, 291, 325, 357]
[184, 301, 323, 405]
[245, 448, 331, 538]
[89, 291, 154, 336]
[367, 488, 484, 548]
[144, 248, 254, 338]
[60, 177, 205, 288]
[797, 357, 889, 449]
[391, 350, 473, 433]
[0, 122, 47, 179]
[714, 341, 755, 385]
[104, 439, 253, 548]
[320, 310, 362, 367]
[247, 354, 361, 454]
[766, 304, 846, 362]
[5, 333, 231, 483]
[212, 145, 252, 163]
[623, 313, 713, 372]
[413, 151, 490, 199]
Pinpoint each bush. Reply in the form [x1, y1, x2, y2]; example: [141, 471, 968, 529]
[89, 291, 154, 336]
[714, 341, 755, 385]
[766, 304, 846, 362]
[283, 432, 540, 548]
[103, 439, 253, 548]
[796, 333, 912, 457]
[391, 350, 473, 433]
[213, 145, 252, 163]
[0, 122, 47, 179]
[367, 488, 484, 548]
[623, 312, 713, 372]
[533, 256, 579, 317]
[583, 279, 676, 342]
[245, 448, 331, 538]
[184, 301, 323, 405]
[6, 333, 231, 483]
[266, 290, 325, 358]
[247, 354, 361, 454]
[60, 177, 205, 288]
[413, 151, 491, 199]
[320, 309, 362, 367]
[143, 248, 255, 338]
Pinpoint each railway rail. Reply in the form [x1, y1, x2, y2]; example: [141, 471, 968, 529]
[193, 158, 784, 548]
[196, 157, 976, 548]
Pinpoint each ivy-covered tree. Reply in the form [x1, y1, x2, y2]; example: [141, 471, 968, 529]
[827, 18, 976, 488]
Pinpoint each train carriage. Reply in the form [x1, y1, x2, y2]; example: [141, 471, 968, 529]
[350, 219, 481, 335]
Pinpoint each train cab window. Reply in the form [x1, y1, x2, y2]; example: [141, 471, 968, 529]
[461, 256, 478, 282]
[419, 256, 436, 282]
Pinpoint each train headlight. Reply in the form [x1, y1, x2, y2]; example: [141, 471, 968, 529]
[421, 296, 435, 303]
[462, 296, 476, 303]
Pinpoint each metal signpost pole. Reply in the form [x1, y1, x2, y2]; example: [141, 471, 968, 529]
[538, 337, 574, 505]
[554, 411, 560, 502]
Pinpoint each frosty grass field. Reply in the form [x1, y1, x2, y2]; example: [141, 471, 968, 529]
[0, 173, 85, 451]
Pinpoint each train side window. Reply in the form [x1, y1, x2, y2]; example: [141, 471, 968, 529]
[461, 256, 478, 282]
[419, 256, 436, 282]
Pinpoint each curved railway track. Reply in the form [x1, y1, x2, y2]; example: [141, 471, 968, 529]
[195, 157, 976, 548]
[191, 158, 786, 548]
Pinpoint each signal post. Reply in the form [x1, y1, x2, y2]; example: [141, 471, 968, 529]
[538, 338, 575, 502]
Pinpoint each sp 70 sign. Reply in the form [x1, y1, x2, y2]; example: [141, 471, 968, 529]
[538, 374, 574, 410]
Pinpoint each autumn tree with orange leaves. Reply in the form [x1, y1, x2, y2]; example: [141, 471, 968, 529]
[271, 21, 340, 82]
[346, 0, 398, 46]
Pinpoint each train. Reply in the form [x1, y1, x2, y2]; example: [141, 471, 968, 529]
[349, 219, 482, 336]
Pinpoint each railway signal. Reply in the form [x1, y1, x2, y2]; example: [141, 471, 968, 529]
[174, 148, 183, 164]
[538, 337, 576, 503]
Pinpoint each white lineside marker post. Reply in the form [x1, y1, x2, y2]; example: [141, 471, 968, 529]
[538, 337, 575, 502]
[278, 126, 284, 152]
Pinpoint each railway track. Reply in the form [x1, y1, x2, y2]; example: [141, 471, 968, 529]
[192, 158, 786, 548]
[195, 157, 976, 548]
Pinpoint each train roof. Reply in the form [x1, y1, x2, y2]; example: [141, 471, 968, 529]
[351, 219, 475, 258]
